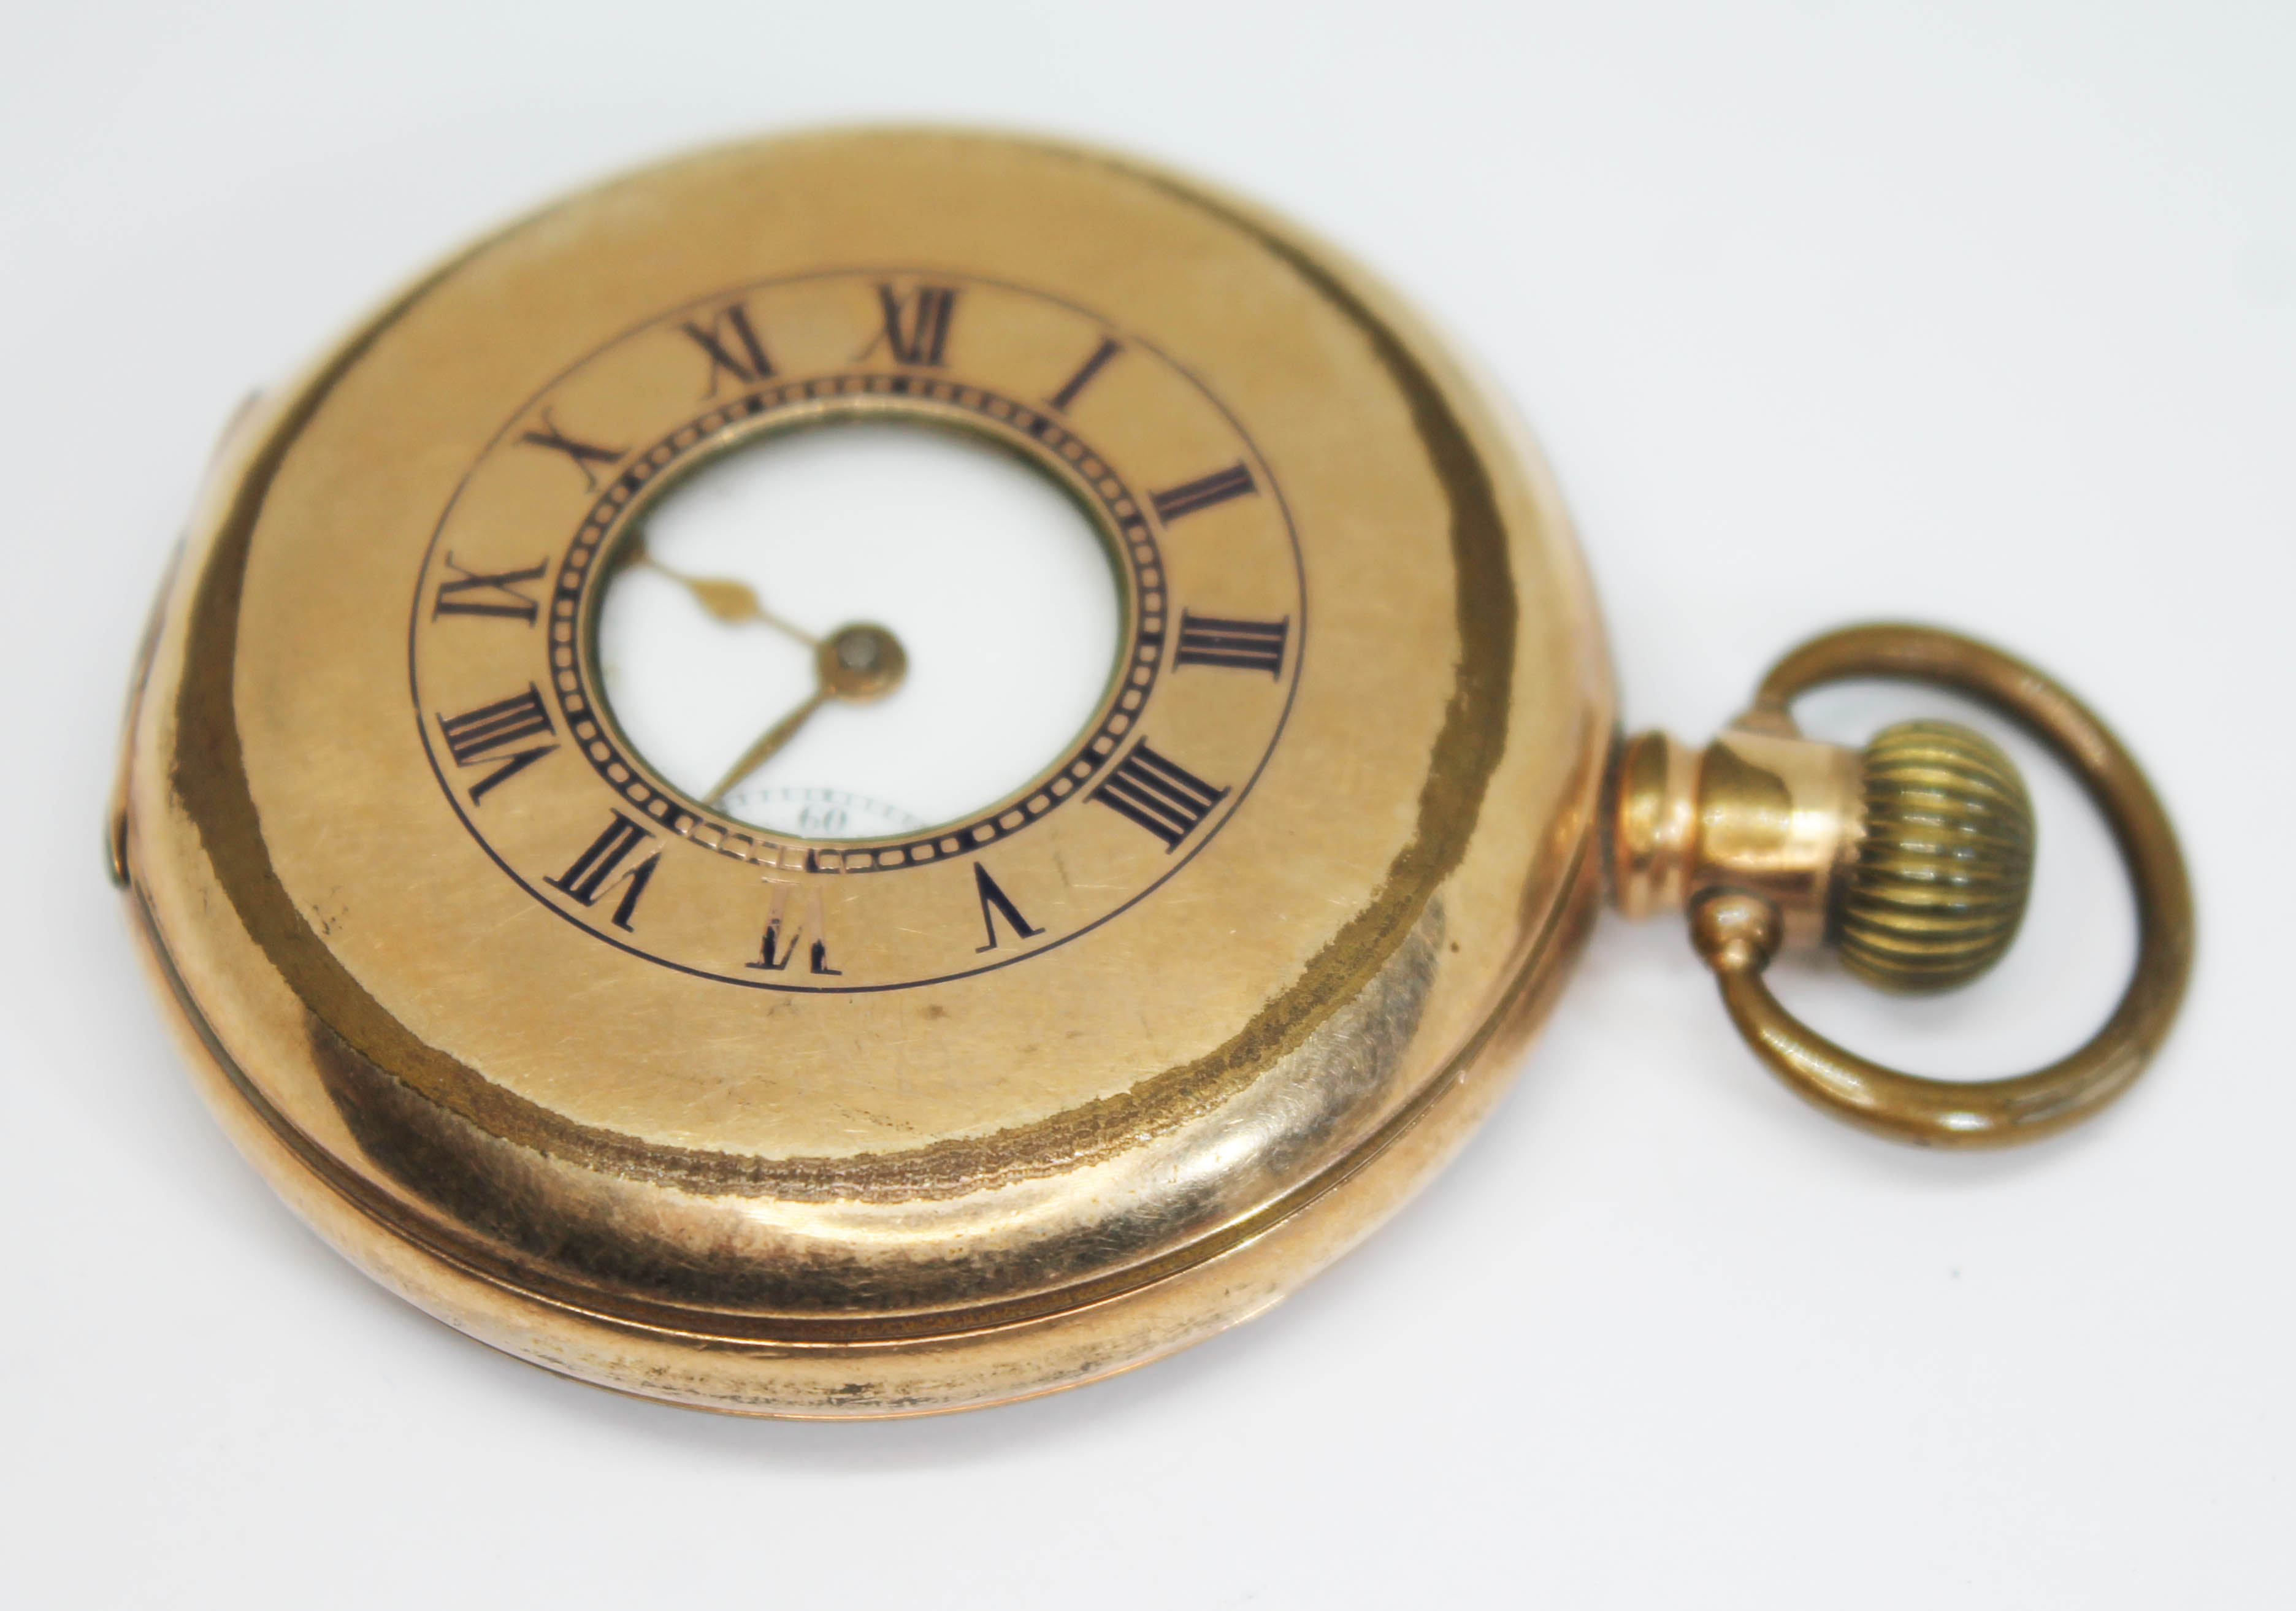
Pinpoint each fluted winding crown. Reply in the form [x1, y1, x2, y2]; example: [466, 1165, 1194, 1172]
[1836, 721, 2035, 993]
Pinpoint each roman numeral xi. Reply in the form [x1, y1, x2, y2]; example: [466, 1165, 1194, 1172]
[1174, 611, 1288, 676]
[682, 301, 775, 394]
[435, 684, 557, 804]
[1092, 741, 1229, 852]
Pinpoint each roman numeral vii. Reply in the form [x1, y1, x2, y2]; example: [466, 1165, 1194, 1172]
[1091, 740, 1229, 852]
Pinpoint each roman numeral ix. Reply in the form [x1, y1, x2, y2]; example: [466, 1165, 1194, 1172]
[435, 684, 557, 804]
[1174, 611, 1289, 676]
[865, 283, 959, 367]
[519, 409, 626, 491]
[1092, 740, 1229, 852]
[681, 301, 775, 394]
[546, 813, 660, 932]
[432, 555, 549, 624]
[1149, 462, 1257, 525]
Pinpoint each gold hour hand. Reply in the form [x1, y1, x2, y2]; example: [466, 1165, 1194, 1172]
[701, 622, 910, 808]
[627, 533, 817, 647]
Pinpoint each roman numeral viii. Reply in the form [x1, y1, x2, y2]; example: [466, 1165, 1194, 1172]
[435, 684, 558, 803]
[1149, 462, 1257, 524]
[865, 283, 958, 367]
[681, 301, 775, 394]
[432, 555, 549, 624]
[546, 813, 660, 931]
[1174, 611, 1289, 676]
[1092, 740, 1229, 852]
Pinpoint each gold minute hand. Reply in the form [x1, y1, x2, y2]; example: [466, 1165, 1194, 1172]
[700, 623, 909, 809]
[703, 686, 830, 806]
[628, 533, 817, 648]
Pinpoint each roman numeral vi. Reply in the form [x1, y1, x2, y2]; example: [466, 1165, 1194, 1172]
[436, 684, 558, 803]
[1092, 740, 1229, 852]
[1174, 611, 1289, 676]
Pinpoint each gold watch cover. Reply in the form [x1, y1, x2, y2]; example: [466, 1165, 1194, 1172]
[117, 128, 1612, 1415]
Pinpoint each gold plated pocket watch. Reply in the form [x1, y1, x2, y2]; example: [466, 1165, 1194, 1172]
[112, 128, 2191, 1416]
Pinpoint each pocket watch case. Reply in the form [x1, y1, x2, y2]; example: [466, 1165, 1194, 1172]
[112, 128, 2188, 1417]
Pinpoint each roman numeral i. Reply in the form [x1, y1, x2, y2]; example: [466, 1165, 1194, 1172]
[435, 684, 557, 804]
[1174, 611, 1289, 676]
[1092, 740, 1228, 852]
[1150, 462, 1257, 524]
[546, 813, 659, 932]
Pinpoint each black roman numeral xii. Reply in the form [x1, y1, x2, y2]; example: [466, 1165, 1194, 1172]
[867, 283, 959, 367]
[1092, 741, 1229, 851]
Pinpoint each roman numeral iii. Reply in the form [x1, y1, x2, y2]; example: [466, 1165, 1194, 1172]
[866, 283, 959, 367]
[681, 301, 775, 394]
[432, 555, 550, 624]
[546, 813, 660, 931]
[435, 684, 558, 803]
[1149, 462, 1257, 524]
[1092, 741, 1229, 851]
[1174, 611, 1289, 676]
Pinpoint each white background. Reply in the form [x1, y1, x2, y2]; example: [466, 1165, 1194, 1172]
[5, 3, 2290, 1605]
